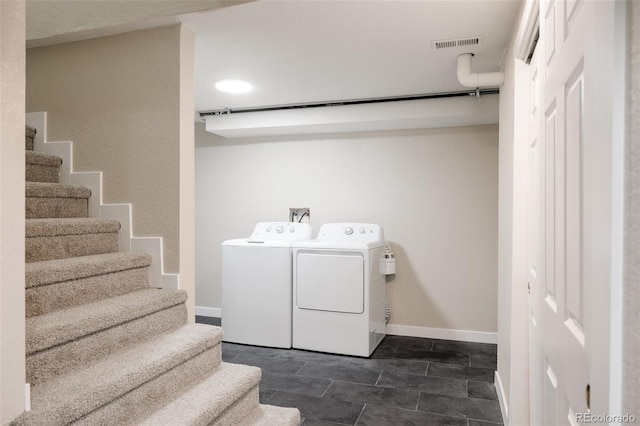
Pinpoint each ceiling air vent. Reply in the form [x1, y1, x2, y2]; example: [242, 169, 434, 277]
[432, 36, 483, 50]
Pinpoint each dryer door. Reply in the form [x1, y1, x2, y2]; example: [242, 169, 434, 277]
[296, 251, 364, 314]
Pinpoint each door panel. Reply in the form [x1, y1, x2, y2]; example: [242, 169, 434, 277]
[528, 0, 621, 421]
[535, 0, 591, 423]
[296, 252, 364, 313]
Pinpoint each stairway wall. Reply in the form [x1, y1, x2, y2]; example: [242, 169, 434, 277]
[0, 1, 27, 421]
[26, 24, 196, 319]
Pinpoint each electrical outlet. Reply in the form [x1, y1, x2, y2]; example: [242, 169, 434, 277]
[289, 208, 310, 224]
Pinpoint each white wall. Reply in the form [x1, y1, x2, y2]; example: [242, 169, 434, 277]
[496, 2, 530, 424]
[195, 122, 499, 339]
[0, 1, 26, 422]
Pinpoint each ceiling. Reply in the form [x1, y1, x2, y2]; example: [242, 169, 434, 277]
[26, 0, 522, 116]
[179, 0, 522, 113]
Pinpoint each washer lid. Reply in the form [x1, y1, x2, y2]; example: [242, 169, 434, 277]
[222, 239, 295, 248]
[223, 221, 312, 247]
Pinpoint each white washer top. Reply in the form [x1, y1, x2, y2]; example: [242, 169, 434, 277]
[223, 222, 313, 248]
[294, 223, 385, 250]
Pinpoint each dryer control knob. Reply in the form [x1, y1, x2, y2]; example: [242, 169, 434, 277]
[359, 227, 366, 234]
[345, 227, 354, 235]
[276, 225, 284, 233]
[266, 226, 272, 232]
[289, 226, 295, 233]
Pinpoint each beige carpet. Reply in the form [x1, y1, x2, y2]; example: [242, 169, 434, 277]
[12, 125, 300, 426]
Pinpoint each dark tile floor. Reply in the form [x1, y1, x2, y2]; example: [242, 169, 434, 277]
[195, 316, 502, 426]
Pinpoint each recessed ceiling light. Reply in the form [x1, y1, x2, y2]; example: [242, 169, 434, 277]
[214, 79, 253, 94]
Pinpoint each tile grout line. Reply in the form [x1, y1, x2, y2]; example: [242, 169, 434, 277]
[373, 370, 383, 386]
[293, 360, 309, 375]
[352, 403, 367, 426]
[320, 380, 334, 398]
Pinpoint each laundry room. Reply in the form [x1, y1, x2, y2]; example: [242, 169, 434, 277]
[195, 121, 499, 342]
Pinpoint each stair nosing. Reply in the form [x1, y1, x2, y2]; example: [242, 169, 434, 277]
[25, 324, 223, 426]
[138, 362, 262, 425]
[25, 150, 63, 166]
[26, 288, 187, 354]
[26, 181, 91, 199]
[26, 218, 121, 237]
[25, 252, 152, 288]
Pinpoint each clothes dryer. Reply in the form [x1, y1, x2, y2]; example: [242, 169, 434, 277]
[222, 222, 312, 348]
[292, 223, 386, 357]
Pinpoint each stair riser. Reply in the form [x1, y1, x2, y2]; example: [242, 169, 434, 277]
[27, 304, 188, 385]
[75, 346, 222, 426]
[26, 266, 151, 317]
[214, 386, 260, 426]
[26, 232, 118, 262]
[26, 164, 60, 183]
[26, 197, 89, 219]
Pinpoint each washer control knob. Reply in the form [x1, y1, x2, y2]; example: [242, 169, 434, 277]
[276, 225, 284, 233]
[289, 226, 295, 233]
[266, 226, 272, 232]
[359, 227, 366, 234]
[345, 227, 354, 235]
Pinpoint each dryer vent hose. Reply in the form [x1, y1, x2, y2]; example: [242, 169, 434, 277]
[385, 297, 390, 325]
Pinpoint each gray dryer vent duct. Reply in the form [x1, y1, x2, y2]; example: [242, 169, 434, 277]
[457, 53, 504, 88]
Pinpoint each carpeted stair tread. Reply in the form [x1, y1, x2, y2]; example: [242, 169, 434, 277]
[240, 404, 302, 426]
[18, 127, 300, 425]
[17, 324, 223, 426]
[26, 150, 62, 183]
[25, 252, 152, 317]
[26, 182, 91, 219]
[26, 288, 187, 354]
[25, 150, 62, 167]
[26, 252, 151, 289]
[26, 218, 120, 237]
[27, 304, 188, 385]
[26, 218, 121, 261]
[26, 181, 91, 198]
[137, 362, 263, 426]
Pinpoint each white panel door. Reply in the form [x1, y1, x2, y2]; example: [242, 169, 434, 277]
[536, 0, 591, 422]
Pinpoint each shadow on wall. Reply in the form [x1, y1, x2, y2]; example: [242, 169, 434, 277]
[384, 242, 450, 330]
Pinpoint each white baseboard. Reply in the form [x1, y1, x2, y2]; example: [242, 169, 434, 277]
[385, 323, 497, 344]
[495, 370, 509, 425]
[195, 306, 221, 318]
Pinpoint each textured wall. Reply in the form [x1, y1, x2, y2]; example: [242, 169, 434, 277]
[26, 26, 182, 273]
[623, 0, 640, 417]
[195, 123, 499, 335]
[0, 1, 27, 421]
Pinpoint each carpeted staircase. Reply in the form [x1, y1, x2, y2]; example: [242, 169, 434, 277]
[14, 126, 300, 426]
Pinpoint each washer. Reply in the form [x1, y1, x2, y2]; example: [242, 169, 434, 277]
[222, 222, 312, 348]
[292, 223, 386, 357]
